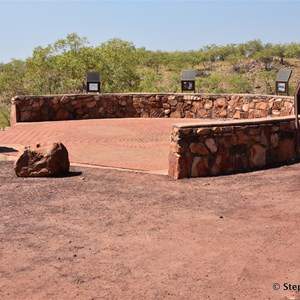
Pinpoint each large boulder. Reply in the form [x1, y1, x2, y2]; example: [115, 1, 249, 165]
[14, 142, 70, 177]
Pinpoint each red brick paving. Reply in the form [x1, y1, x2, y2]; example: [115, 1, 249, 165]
[0, 118, 202, 172]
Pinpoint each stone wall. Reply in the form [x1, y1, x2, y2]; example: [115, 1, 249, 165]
[10, 93, 294, 124]
[10, 93, 298, 179]
[168, 117, 299, 179]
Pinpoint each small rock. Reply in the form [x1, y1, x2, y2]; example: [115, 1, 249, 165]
[205, 138, 218, 153]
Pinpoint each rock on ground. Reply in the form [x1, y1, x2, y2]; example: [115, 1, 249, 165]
[14, 142, 69, 177]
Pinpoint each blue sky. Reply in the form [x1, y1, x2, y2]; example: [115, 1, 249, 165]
[1, 0, 300, 63]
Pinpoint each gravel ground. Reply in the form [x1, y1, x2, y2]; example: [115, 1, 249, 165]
[1, 161, 300, 300]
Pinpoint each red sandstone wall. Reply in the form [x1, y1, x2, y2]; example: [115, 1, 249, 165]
[168, 117, 299, 179]
[10, 93, 298, 179]
[11, 93, 294, 123]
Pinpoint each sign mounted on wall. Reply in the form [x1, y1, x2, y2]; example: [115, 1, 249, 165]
[181, 70, 196, 93]
[86, 72, 100, 93]
[276, 69, 292, 96]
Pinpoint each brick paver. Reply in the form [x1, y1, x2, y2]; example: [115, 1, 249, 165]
[0, 118, 202, 172]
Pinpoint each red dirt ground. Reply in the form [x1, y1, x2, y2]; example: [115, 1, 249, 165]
[1, 161, 300, 300]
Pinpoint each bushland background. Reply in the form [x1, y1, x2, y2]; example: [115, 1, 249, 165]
[1, 33, 300, 127]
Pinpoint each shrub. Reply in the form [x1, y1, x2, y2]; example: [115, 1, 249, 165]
[0, 104, 10, 128]
[226, 74, 252, 93]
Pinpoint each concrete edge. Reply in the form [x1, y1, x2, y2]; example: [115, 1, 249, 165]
[0, 151, 168, 176]
[70, 163, 168, 175]
[172, 115, 297, 129]
[12, 93, 294, 99]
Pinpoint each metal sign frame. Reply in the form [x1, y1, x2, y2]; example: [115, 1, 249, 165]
[294, 82, 300, 156]
[275, 69, 292, 96]
[87, 82, 100, 93]
[181, 80, 195, 92]
[276, 81, 288, 94]
[86, 72, 100, 93]
[181, 70, 196, 93]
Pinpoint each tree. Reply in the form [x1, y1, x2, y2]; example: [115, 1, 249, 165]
[51, 33, 89, 55]
[272, 43, 286, 64]
[243, 40, 264, 57]
[259, 70, 277, 94]
[25, 33, 94, 94]
[0, 59, 27, 107]
[285, 43, 300, 59]
[227, 74, 251, 93]
[138, 68, 162, 92]
[25, 45, 60, 94]
[96, 38, 140, 92]
[255, 44, 274, 70]
[198, 73, 225, 93]
[0, 59, 27, 126]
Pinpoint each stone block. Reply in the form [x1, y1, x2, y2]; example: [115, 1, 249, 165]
[60, 95, 70, 104]
[169, 99, 178, 106]
[242, 104, 249, 112]
[178, 128, 192, 135]
[189, 143, 209, 155]
[184, 111, 193, 118]
[170, 142, 183, 154]
[204, 100, 213, 109]
[256, 102, 267, 110]
[170, 111, 182, 118]
[196, 128, 211, 135]
[168, 152, 188, 179]
[232, 130, 249, 145]
[270, 133, 279, 148]
[191, 156, 209, 177]
[249, 144, 266, 168]
[150, 108, 164, 118]
[205, 138, 218, 153]
[20, 111, 31, 121]
[219, 109, 227, 117]
[214, 98, 226, 108]
[234, 153, 248, 171]
[210, 146, 231, 175]
[86, 100, 96, 108]
[55, 109, 71, 120]
[278, 139, 296, 162]
[197, 109, 206, 117]
[233, 111, 241, 119]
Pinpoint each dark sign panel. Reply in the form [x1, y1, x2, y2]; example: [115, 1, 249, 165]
[276, 82, 287, 93]
[87, 72, 100, 93]
[87, 72, 100, 82]
[181, 80, 195, 92]
[181, 70, 196, 92]
[276, 69, 292, 95]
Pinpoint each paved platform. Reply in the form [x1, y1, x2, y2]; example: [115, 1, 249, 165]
[0, 118, 201, 173]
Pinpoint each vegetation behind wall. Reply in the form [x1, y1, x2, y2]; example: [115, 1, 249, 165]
[1, 33, 300, 127]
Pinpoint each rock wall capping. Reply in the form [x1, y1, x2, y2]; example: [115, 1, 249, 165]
[11, 93, 294, 123]
[168, 117, 299, 179]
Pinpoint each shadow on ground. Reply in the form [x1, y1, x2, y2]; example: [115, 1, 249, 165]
[52, 170, 82, 178]
[0, 146, 18, 153]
